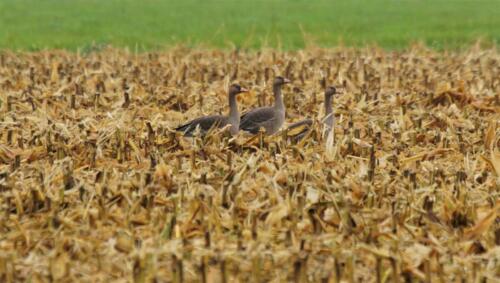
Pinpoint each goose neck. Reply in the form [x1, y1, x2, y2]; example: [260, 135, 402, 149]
[324, 95, 334, 131]
[324, 95, 333, 117]
[273, 84, 284, 111]
[228, 94, 239, 120]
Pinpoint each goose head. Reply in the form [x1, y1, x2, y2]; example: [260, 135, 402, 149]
[229, 84, 248, 96]
[273, 76, 291, 87]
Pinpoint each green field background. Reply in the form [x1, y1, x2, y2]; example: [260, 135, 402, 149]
[1, 0, 499, 50]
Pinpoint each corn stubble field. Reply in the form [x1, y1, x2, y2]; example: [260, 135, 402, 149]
[0, 46, 499, 282]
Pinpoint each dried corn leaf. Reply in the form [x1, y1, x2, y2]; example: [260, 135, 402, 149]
[1, 47, 498, 282]
[464, 203, 499, 240]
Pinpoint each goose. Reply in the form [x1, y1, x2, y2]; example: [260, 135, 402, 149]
[239, 76, 290, 135]
[323, 86, 338, 136]
[287, 86, 339, 141]
[175, 84, 248, 136]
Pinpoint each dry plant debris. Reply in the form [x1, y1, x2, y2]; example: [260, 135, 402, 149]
[0, 46, 499, 282]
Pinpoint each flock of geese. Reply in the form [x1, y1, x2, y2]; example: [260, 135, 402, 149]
[175, 76, 340, 140]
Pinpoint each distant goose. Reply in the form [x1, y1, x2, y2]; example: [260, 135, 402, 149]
[239, 76, 290, 135]
[287, 86, 339, 141]
[322, 86, 338, 136]
[175, 84, 248, 136]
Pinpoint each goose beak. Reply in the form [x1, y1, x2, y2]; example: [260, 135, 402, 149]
[240, 87, 249, 93]
[283, 78, 291, 84]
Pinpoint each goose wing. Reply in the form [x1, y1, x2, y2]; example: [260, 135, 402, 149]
[287, 119, 313, 142]
[176, 115, 227, 136]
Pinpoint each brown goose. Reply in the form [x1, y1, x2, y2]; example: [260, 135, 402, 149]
[239, 76, 290, 135]
[287, 86, 339, 141]
[175, 84, 248, 136]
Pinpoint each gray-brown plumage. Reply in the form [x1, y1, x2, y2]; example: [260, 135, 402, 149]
[176, 84, 248, 136]
[239, 76, 290, 135]
[287, 86, 339, 141]
[286, 118, 313, 143]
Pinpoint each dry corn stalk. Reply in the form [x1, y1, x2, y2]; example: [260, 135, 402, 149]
[0, 46, 499, 282]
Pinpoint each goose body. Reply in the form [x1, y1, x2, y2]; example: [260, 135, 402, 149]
[176, 84, 247, 136]
[239, 76, 290, 135]
[239, 106, 285, 135]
